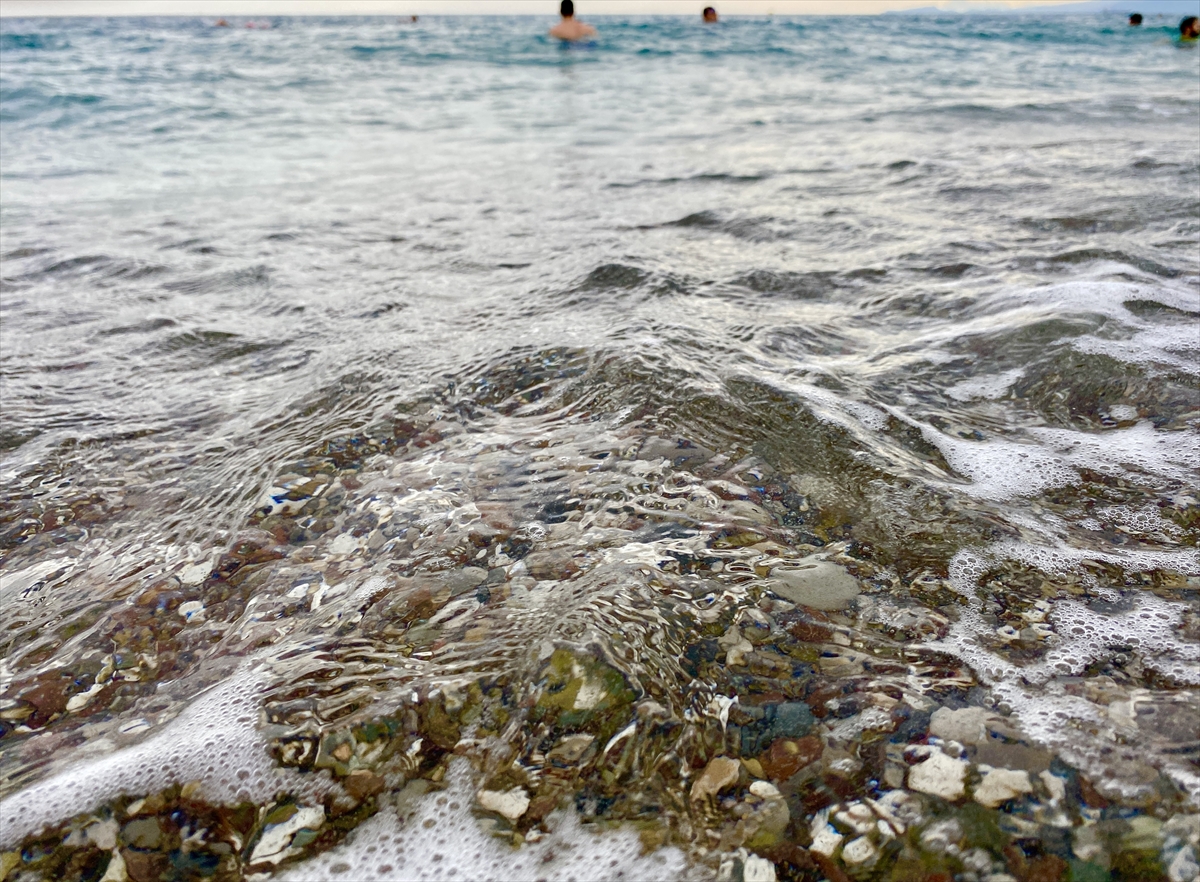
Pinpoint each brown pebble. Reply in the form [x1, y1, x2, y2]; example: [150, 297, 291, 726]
[332, 742, 353, 763]
[690, 756, 741, 802]
[523, 551, 580, 581]
[1026, 855, 1068, 882]
[122, 849, 168, 882]
[343, 770, 386, 801]
[760, 735, 822, 781]
[1077, 775, 1109, 809]
[525, 793, 559, 822]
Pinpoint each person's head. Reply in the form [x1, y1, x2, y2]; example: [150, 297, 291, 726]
[560, 0, 574, 18]
[1181, 16, 1199, 38]
[703, 6, 718, 22]
[1128, 13, 1142, 25]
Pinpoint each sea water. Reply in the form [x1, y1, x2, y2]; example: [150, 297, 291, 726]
[0, 12, 1197, 882]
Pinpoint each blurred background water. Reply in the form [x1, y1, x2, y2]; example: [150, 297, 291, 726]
[0, 11, 1198, 879]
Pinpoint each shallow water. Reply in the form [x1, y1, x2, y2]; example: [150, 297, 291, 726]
[0, 12, 1198, 882]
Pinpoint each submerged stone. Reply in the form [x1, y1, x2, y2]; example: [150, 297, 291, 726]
[768, 557, 860, 611]
[929, 706, 994, 745]
[477, 787, 530, 821]
[691, 756, 741, 803]
[759, 735, 822, 782]
[533, 649, 635, 736]
[973, 765, 1033, 808]
[907, 746, 967, 801]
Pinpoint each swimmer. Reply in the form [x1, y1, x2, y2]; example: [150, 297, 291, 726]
[1128, 13, 1142, 26]
[215, 18, 228, 27]
[703, 6, 718, 23]
[549, 0, 596, 42]
[1181, 16, 1199, 40]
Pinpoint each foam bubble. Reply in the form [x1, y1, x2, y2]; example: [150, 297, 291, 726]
[1029, 421, 1200, 487]
[929, 544, 1200, 799]
[945, 368, 1026, 402]
[0, 665, 330, 848]
[919, 429, 1079, 501]
[279, 761, 694, 882]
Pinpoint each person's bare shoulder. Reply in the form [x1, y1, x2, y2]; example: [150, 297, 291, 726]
[549, 20, 596, 41]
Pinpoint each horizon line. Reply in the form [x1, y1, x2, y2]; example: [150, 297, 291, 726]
[1, 0, 1117, 21]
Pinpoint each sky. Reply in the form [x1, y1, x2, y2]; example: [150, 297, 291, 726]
[0, 0, 1126, 18]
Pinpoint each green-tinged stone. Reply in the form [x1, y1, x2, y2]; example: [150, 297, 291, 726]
[958, 802, 1008, 853]
[1122, 815, 1162, 852]
[120, 818, 162, 850]
[1110, 849, 1163, 880]
[534, 649, 635, 738]
[262, 804, 299, 828]
[1068, 859, 1111, 882]
[291, 828, 321, 849]
[423, 699, 463, 750]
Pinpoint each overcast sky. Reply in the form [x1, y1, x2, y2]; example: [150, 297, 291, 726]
[0, 0, 1098, 18]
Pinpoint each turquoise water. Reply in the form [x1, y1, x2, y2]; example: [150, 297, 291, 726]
[1, 13, 1198, 882]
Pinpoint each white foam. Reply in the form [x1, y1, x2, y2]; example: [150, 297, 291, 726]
[945, 368, 1025, 402]
[769, 379, 889, 433]
[1029, 421, 1200, 487]
[0, 665, 330, 848]
[278, 761, 694, 882]
[915, 419, 1199, 503]
[927, 543, 1200, 800]
[919, 428, 1079, 501]
[1012, 280, 1200, 372]
[1015, 280, 1199, 321]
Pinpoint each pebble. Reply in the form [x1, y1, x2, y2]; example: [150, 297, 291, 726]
[741, 758, 765, 779]
[768, 556, 860, 611]
[717, 849, 777, 882]
[907, 746, 967, 801]
[760, 735, 822, 781]
[973, 766, 1032, 808]
[842, 835, 878, 866]
[691, 756, 741, 802]
[477, 787, 530, 821]
[445, 566, 488, 597]
[548, 734, 595, 764]
[719, 625, 753, 667]
[248, 805, 324, 865]
[86, 819, 119, 851]
[343, 769, 386, 802]
[523, 550, 580, 581]
[100, 849, 127, 882]
[120, 818, 162, 850]
[929, 706, 993, 745]
[835, 802, 878, 836]
[179, 563, 210, 586]
[809, 809, 844, 857]
[748, 781, 781, 799]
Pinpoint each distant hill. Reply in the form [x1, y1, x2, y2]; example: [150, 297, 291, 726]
[884, 0, 1199, 15]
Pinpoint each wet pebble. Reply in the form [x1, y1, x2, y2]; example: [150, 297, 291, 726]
[768, 556, 860, 611]
[477, 787, 530, 821]
[973, 765, 1032, 808]
[906, 745, 967, 801]
[691, 756, 741, 803]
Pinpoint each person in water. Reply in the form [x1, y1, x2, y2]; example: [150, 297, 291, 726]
[703, 6, 719, 22]
[1128, 13, 1142, 26]
[1181, 16, 1199, 40]
[550, 0, 597, 42]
